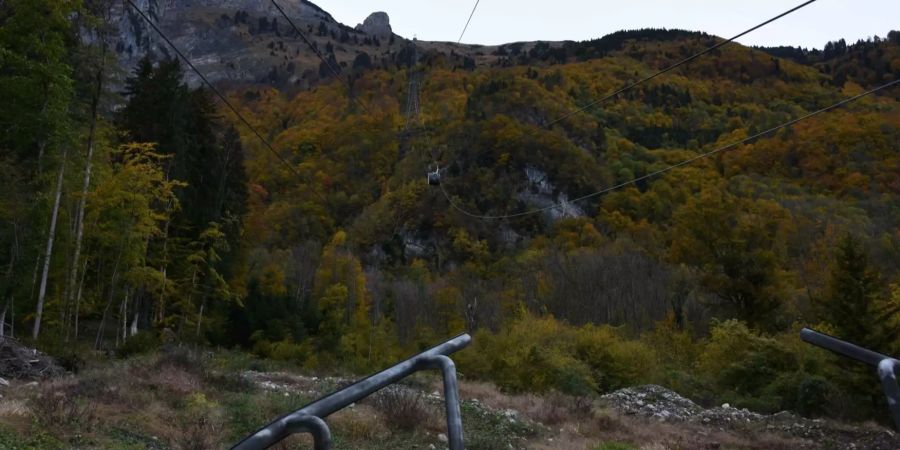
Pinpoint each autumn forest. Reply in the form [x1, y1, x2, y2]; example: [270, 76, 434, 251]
[2, 0, 900, 444]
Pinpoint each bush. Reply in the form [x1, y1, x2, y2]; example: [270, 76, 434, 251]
[117, 330, 161, 358]
[694, 320, 836, 414]
[171, 393, 224, 450]
[32, 390, 97, 432]
[573, 324, 657, 392]
[458, 314, 660, 395]
[457, 314, 597, 395]
[371, 388, 432, 431]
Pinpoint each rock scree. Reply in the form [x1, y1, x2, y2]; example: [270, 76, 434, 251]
[602, 384, 900, 449]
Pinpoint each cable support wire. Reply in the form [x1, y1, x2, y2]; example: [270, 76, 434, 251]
[123, 0, 299, 177]
[439, 78, 899, 220]
[458, 0, 481, 44]
[270, 0, 372, 114]
[438, 0, 821, 218]
[544, 0, 817, 127]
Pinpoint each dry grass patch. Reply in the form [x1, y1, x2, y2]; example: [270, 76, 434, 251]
[330, 404, 391, 442]
[458, 380, 594, 426]
[144, 362, 203, 396]
[370, 388, 436, 431]
[30, 381, 99, 433]
[576, 409, 810, 450]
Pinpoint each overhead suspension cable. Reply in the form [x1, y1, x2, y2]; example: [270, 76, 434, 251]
[270, 0, 371, 114]
[458, 0, 481, 44]
[544, 0, 818, 127]
[439, 78, 899, 220]
[438, 0, 819, 218]
[123, 0, 302, 179]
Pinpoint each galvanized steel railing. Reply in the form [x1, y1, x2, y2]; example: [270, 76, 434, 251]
[231, 333, 471, 450]
[800, 328, 900, 428]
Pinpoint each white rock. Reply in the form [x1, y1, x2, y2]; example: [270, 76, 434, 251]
[721, 403, 730, 409]
[437, 433, 448, 443]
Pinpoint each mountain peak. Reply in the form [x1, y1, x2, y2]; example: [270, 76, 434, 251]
[356, 11, 392, 37]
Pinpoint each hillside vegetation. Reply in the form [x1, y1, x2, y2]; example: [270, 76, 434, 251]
[1, 0, 899, 447]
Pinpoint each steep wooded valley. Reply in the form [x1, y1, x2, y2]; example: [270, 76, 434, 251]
[1, 0, 899, 448]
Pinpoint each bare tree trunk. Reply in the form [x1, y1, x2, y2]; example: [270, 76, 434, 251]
[156, 195, 173, 325]
[0, 303, 6, 338]
[180, 269, 198, 337]
[95, 251, 122, 350]
[71, 258, 88, 341]
[195, 298, 205, 339]
[33, 147, 69, 339]
[35, 92, 50, 174]
[119, 288, 129, 345]
[2, 235, 15, 339]
[130, 290, 140, 337]
[130, 309, 139, 337]
[65, 60, 103, 343]
[29, 253, 40, 303]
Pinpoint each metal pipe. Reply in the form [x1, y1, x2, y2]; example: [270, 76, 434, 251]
[878, 359, 900, 429]
[417, 355, 464, 450]
[801, 328, 900, 429]
[232, 333, 471, 450]
[800, 328, 889, 367]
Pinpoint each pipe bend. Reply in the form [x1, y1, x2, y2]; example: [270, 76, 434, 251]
[416, 354, 455, 371]
[284, 414, 332, 450]
[878, 358, 900, 379]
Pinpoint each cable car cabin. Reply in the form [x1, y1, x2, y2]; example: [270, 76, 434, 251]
[427, 167, 441, 186]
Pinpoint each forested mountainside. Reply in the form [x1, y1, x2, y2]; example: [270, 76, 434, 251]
[2, 0, 900, 442]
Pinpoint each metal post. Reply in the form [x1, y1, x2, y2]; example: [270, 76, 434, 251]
[417, 355, 464, 450]
[801, 328, 900, 429]
[878, 359, 900, 428]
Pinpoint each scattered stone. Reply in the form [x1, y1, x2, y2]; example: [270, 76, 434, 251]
[437, 433, 448, 443]
[601, 384, 702, 422]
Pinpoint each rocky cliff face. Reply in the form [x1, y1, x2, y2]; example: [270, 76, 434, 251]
[110, 0, 401, 88]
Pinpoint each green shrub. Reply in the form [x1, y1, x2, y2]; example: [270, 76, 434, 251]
[695, 320, 836, 415]
[457, 314, 597, 395]
[574, 324, 657, 392]
[458, 314, 659, 395]
[117, 331, 161, 358]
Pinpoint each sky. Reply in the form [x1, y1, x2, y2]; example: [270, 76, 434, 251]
[312, 0, 898, 49]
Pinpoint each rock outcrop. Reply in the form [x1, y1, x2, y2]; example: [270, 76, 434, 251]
[356, 12, 392, 37]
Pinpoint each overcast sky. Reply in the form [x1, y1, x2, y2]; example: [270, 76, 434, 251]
[312, 0, 898, 49]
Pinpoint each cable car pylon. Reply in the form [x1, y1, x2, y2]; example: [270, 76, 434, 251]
[401, 37, 442, 186]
